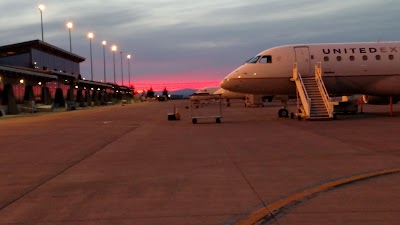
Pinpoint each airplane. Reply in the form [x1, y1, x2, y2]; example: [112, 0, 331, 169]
[191, 86, 246, 106]
[213, 88, 246, 100]
[195, 86, 220, 95]
[194, 86, 245, 99]
[220, 41, 400, 118]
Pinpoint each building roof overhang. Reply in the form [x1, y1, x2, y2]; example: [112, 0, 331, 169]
[0, 65, 57, 80]
[77, 80, 113, 88]
[0, 40, 85, 63]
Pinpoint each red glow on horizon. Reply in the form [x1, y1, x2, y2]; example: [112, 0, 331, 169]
[127, 69, 227, 92]
[134, 80, 221, 92]
[105, 68, 231, 93]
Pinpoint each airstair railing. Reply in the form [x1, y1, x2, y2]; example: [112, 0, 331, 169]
[292, 63, 311, 117]
[315, 62, 333, 117]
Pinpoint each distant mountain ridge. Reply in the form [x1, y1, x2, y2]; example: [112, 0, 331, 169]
[155, 88, 197, 98]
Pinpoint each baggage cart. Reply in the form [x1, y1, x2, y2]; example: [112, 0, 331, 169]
[189, 94, 223, 124]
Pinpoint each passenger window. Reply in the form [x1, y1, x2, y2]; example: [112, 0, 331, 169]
[259, 55, 272, 63]
[362, 55, 368, 60]
[350, 56, 355, 61]
[324, 56, 329, 62]
[336, 56, 342, 61]
[375, 55, 381, 60]
[389, 55, 394, 60]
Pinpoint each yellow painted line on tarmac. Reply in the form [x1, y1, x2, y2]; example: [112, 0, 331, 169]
[235, 168, 400, 225]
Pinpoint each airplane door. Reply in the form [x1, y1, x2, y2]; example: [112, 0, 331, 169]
[294, 47, 311, 76]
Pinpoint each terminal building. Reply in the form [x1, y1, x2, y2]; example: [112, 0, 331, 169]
[0, 40, 132, 115]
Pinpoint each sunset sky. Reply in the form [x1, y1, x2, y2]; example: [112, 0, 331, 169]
[0, 1, 399, 91]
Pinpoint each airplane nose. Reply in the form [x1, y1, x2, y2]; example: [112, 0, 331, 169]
[220, 70, 238, 91]
[220, 78, 230, 90]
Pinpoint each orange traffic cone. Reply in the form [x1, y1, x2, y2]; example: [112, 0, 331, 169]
[175, 108, 181, 120]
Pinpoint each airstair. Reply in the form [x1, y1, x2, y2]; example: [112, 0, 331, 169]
[291, 62, 334, 120]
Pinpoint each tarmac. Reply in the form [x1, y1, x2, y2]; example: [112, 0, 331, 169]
[0, 99, 399, 225]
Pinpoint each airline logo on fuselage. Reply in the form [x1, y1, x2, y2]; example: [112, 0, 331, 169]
[322, 47, 399, 54]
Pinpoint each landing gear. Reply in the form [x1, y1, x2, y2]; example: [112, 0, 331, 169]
[278, 97, 289, 118]
[278, 108, 289, 118]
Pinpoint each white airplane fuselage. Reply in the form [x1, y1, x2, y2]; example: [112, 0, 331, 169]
[221, 42, 400, 97]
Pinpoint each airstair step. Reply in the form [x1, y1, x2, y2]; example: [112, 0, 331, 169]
[310, 112, 329, 116]
[311, 107, 327, 110]
[311, 107, 326, 110]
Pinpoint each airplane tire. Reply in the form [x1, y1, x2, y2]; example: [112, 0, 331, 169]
[278, 109, 289, 118]
[216, 118, 221, 123]
[192, 118, 197, 124]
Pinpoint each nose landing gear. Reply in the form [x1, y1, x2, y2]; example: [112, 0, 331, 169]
[278, 108, 289, 118]
[278, 98, 289, 118]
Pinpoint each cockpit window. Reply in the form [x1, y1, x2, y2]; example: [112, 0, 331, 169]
[246, 56, 260, 63]
[259, 55, 272, 63]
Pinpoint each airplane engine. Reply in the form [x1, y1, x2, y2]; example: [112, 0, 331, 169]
[362, 95, 399, 105]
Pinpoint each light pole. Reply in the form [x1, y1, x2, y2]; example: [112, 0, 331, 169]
[111, 45, 117, 84]
[38, 4, 45, 41]
[120, 51, 124, 86]
[127, 54, 131, 87]
[102, 41, 107, 82]
[66, 22, 73, 52]
[87, 32, 94, 81]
